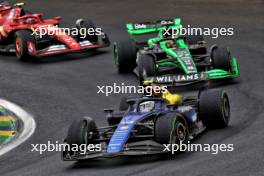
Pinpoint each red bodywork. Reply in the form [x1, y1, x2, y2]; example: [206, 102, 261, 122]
[0, 5, 109, 58]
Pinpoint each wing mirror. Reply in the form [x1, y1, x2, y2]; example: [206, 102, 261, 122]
[54, 16, 62, 21]
[14, 2, 25, 7]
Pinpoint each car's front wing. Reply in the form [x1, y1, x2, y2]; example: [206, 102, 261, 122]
[62, 140, 166, 161]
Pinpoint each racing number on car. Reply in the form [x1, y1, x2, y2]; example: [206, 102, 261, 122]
[181, 57, 197, 73]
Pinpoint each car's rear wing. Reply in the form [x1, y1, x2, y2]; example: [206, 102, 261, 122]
[126, 18, 182, 36]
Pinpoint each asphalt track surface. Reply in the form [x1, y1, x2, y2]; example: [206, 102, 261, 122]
[0, 0, 263, 175]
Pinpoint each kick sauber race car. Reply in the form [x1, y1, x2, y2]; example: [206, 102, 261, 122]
[114, 18, 239, 85]
[0, 1, 110, 61]
[62, 88, 230, 161]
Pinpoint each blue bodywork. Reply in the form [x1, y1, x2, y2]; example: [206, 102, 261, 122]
[106, 98, 198, 154]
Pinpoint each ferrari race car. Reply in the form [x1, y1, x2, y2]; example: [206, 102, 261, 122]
[0, 1, 110, 61]
[62, 88, 230, 161]
[114, 18, 239, 85]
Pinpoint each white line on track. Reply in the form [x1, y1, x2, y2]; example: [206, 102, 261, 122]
[0, 99, 36, 156]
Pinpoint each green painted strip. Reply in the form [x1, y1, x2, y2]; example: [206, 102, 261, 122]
[0, 121, 13, 126]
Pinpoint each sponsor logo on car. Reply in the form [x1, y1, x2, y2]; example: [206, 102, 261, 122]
[134, 24, 147, 29]
[148, 73, 207, 83]
[119, 125, 129, 131]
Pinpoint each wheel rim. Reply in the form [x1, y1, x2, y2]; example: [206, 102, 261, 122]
[227, 48, 232, 70]
[114, 45, 119, 65]
[176, 123, 186, 141]
[83, 129, 88, 144]
[222, 96, 230, 123]
[138, 58, 145, 84]
[15, 37, 22, 56]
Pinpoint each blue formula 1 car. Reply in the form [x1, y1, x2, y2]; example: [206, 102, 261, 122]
[62, 89, 230, 161]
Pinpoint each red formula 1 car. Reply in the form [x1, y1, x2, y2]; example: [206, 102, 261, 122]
[0, 2, 110, 61]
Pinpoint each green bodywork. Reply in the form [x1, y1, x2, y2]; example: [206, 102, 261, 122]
[125, 18, 239, 80]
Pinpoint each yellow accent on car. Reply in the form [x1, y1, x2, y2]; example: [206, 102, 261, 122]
[143, 80, 153, 85]
[162, 91, 183, 105]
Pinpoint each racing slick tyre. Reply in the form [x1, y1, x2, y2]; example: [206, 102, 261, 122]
[67, 117, 99, 147]
[76, 18, 98, 43]
[199, 89, 230, 129]
[211, 46, 232, 70]
[114, 39, 137, 73]
[186, 34, 204, 45]
[155, 113, 188, 145]
[119, 97, 129, 111]
[138, 54, 157, 85]
[186, 35, 207, 55]
[14, 30, 36, 61]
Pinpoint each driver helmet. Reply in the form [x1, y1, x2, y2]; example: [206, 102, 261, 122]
[139, 101, 155, 113]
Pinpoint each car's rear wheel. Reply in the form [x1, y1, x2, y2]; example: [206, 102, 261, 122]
[67, 117, 99, 147]
[76, 18, 98, 43]
[14, 30, 36, 61]
[138, 54, 157, 84]
[155, 113, 188, 146]
[114, 39, 137, 73]
[211, 46, 232, 70]
[199, 89, 230, 129]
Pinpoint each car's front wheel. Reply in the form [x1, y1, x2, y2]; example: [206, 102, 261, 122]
[67, 117, 99, 147]
[138, 54, 157, 84]
[199, 89, 230, 129]
[114, 39, 137, 73]
[186, 34, 207, 55]
[155, 113, 188, 146]
[76, 18, 98, 43]
[14, 30, 36, 61]
[211, 46, 232, 70]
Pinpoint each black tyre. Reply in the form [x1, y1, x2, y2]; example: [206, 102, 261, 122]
[14, 30, 36, 61]
[67, 117, 98, 146]
[211, 46, 232, 70]
[138, 54, 157, 84]
[119, 97, 129, 111]
[114, 39, 137, 73]
[186, 35, 207, 55]
[76, 18, 98, 42]
[155, 113, 188, 145]
[186, 34, 204, 45]
[199, 89, 230, 129]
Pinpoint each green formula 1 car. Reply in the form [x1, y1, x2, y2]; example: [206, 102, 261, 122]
[114, 18, 239, 85]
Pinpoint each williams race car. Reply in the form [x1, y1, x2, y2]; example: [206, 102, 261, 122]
[114, 18, 239, 85]
[62, 88, 230, 161]
[0, 1, 110, 61]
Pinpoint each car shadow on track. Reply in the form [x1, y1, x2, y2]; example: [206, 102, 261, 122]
[65, 152, 187, 170]
[169, 79, 240, 94]
[0, 49, 110, 64]
[36, 50, 109, 64]
[65, 125, 240, 170]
